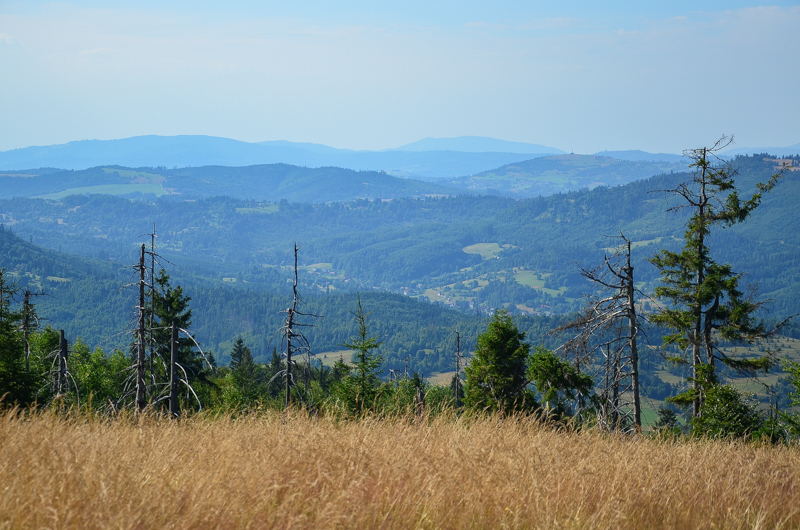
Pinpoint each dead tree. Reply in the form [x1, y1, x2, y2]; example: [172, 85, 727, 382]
[23, 290, 31, 373]
[136, 243, 147, 413]
[388, 355, 412, 383]
[453, 330, 464, 407]
[415, 384, 426, 417]
[169, 322, 178, 417]
[148, 224, 157, 397]
[555, 233, 643, 431]
[270, 243, 320, 410]
[57, 329, 68, 395]
[22, 288, 44, 373]
[45, 329, 79, 406]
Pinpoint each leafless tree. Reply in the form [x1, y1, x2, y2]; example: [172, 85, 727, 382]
[269, 243, 320, 410]
[43, 329, 80, 407]
[22, 288, 44, 373]
[453, 330, 465, 407]
[555, 233, 644, 432]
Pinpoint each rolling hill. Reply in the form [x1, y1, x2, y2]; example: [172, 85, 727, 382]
[1, 154, 797, 322]
[446, 154, 687, 197]
[0, 164, 461, 203]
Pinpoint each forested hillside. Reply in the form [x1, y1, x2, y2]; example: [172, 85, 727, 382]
[446, 154, 686, 196]
[2, 154, 797, 318]
[2, 153, 800, 424]
[0, 225, 583, 377]
[0, 164, 460, 203]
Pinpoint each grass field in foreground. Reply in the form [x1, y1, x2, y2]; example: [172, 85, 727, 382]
[2, 411, 799, 529]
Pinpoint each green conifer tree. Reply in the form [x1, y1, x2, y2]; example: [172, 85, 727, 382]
[151, 269, 213, 400]
[464, 310, 531, 413]
[229, 336, 257, 402]
[650, 137, 782, 418]
[336, 295, 383, 415]
[0, 269, 37, 405]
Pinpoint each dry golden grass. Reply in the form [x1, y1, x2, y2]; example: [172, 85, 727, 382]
[1, 410, 799, 529]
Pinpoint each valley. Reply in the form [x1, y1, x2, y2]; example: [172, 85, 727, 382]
[1, 152, 798, 419]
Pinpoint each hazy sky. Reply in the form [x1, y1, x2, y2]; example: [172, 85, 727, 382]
[1, 1, 798, 153]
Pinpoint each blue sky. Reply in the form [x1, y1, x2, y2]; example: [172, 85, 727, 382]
[0, 1, 798, 153]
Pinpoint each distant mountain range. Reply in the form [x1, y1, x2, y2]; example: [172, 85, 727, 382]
[3, 134, 794, 181]
[0, 135, 560, 179]
[722, 142, 800, 157]
[390, 136, 563, 154]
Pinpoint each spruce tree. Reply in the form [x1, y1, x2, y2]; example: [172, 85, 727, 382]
[152, 269, 212, 391]
[229, 336, 257, 402]
[230, 337, 253, 372]
[337, 295, 383, 415]
[650, 137, 782, 417]
[464, 310, 531, 413]
[0, 269, 37, 406]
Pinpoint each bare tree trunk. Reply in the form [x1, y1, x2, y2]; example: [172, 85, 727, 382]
[170, 321, 178, 417]
[149, 224, 156, 397]
[624, 239, 642, 430]
[612, 355, 620, 426]
[285, 308, 294, 408]
[692, 149, 708, 418]
[285, 243, 299, 409]
[58, 329, 67, 395]
[454, 331, 461, 407]
[23, 290, 30, 374]
[136, 243, 147, 413]
[604, 346, 610, 419]
[415, 385, 426, 417]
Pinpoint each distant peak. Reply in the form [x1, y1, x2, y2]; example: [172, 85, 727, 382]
[390, 136, 564, 155]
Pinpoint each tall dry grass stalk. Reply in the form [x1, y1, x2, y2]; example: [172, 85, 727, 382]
[1, 409, 798, 529]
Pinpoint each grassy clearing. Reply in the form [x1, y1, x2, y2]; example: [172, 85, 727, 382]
[514, 270, 546, 289]
[235, 205, 279, 214]
[35, 184, 168, 199]
[427, 370, 456, 386]
[423, 288, 452, 304]
[314, 350, 355, 366]
[102, 168, 165, 183]
[514, 269, 566, 296]
[2, 410, 799, 529]
[301, 262, 333, 271]
[462, 242, 504, 260]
